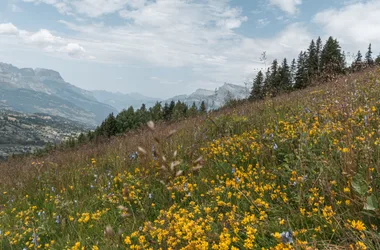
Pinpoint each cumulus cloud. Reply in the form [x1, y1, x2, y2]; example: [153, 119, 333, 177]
[0, 23, 20, 35]
[268, 0, 302, 15]
[314, 0, 380, 52]
[18, 0, 312, 91]
[59, 43, 86, 57]
[0, 23, 87, 58]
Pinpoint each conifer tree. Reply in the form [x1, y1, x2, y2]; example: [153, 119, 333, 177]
[279, 58, 292, 92]
[103, 113, 117, 137]
[320, 36, 345, 77]
[116, 106, 136, 132]
[316, 36, 323, 75]
[290, 58, 297, 86]
[352, 50, 363, 72]
[200, 101, 207, 113]
[294, 51, 308, 89]
[263, 68, 271, 97]
[365, 43, 374, 66]
[307, 39, 318, 81]
[250, 70, 264, 100]
[188, 102, 198, 116]
[376, 54, 380, 65]
[150, 102, 163, 121]
[163, 102, 171, 121]
[268, 59, 279, 96]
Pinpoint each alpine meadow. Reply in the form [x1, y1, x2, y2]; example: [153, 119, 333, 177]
[1, 1, 380, 250]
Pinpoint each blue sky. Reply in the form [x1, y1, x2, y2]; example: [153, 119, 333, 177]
[0, 0, 379, 98]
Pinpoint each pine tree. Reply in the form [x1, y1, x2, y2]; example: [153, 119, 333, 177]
[279, 58, 292, 92]
[320, 37, 345, 78]
[294, 51, 308, 89]
[307, 39, 318, 81]
[268, 59, 279, 96]
[136, 104, 149, 126]
[163, 102, 171, 121]
[249, 70, 264, 100]
[200, 101, 207, 113]
[116, 106, 136, 132]
[263, 68, 272, 97]
[188, 102, 198, 116]
[103, 113, 117, 137]
[365, 43, 374, 66]
[77, 133, 86, 144]
[290, 58, 297, 87]
[316, 37, 323, 75]
[376, 54, 380, 65]
[150, 102, 163, 121]
[352, 50, 363, 72]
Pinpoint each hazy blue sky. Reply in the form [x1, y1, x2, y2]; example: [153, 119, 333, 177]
[0, 0, 379, 98]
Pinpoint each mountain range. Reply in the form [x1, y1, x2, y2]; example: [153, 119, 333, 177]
[92, 83, 249, 112]
[0, 62, 250, 126]
[0, 63, 117, 127]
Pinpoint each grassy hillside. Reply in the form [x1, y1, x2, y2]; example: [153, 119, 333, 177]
[1, 68, 380, 249]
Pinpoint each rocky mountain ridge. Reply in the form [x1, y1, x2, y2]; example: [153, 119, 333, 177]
[0, 62, 117, 126]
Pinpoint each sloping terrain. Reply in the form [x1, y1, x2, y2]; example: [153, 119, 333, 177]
[0, 62, 117, 126]
[0, 110, 89, 160]
[0, 69, 380, 249]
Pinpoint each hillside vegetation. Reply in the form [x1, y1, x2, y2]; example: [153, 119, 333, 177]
[1, 67, 380, 249]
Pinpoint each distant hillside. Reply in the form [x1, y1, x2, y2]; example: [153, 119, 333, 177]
[92, 83, 249, 112]
[92, 90, 161, 111]
[0, 62, 117, 126]
[166, 83, 249, 109]
[0, 110, 89, 160]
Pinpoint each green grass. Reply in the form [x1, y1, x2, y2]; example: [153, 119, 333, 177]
[1, 68, 380, 249]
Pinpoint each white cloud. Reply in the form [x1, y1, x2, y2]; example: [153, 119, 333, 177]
[12, 0, 312, 94]
[268, 0, 302, 15]
[0, 23, 19, 35]
[26, 29, 64, 45]
[314, 0, 380, 53]
[52, 1, 311, 88]
[0, 23, 88, 58]
[58, 43, 86, 57]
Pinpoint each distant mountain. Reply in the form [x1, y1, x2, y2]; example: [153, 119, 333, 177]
[0, 62, 117, 126]
[93, 83, 249, 112]
[92, 90, 161, 111]
[166, 83, 249, 109]
[0, 110, 89, 160]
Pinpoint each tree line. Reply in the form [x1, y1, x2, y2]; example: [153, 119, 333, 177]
[249, 36, 380, 101]
[39, 36, 380, 152]
[55, 100, 207, 149]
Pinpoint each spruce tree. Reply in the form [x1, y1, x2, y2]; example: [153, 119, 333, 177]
[279, 58, 292, 92]
[268, 59, 279, 96]
[290, 58, 297, 87]
[103, 113, 117, 137]
[352, 50, 363, 72]
[150, 102, 163, 121]
[200, 101, 207, 113]
[365, 43, 374, 66]
[263, 68, 271, 97]
[307, 39, 318, 81]
[320, 37, 345, 78]
[250, 70, 264, 100]
[188, 102, 198, 116]
[116, 106, 136, 132]
[163, 102, 171, 121]
[376, 54, 380, 65]
[316, 37, 323, 75]
[294, 51, 308, 89]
